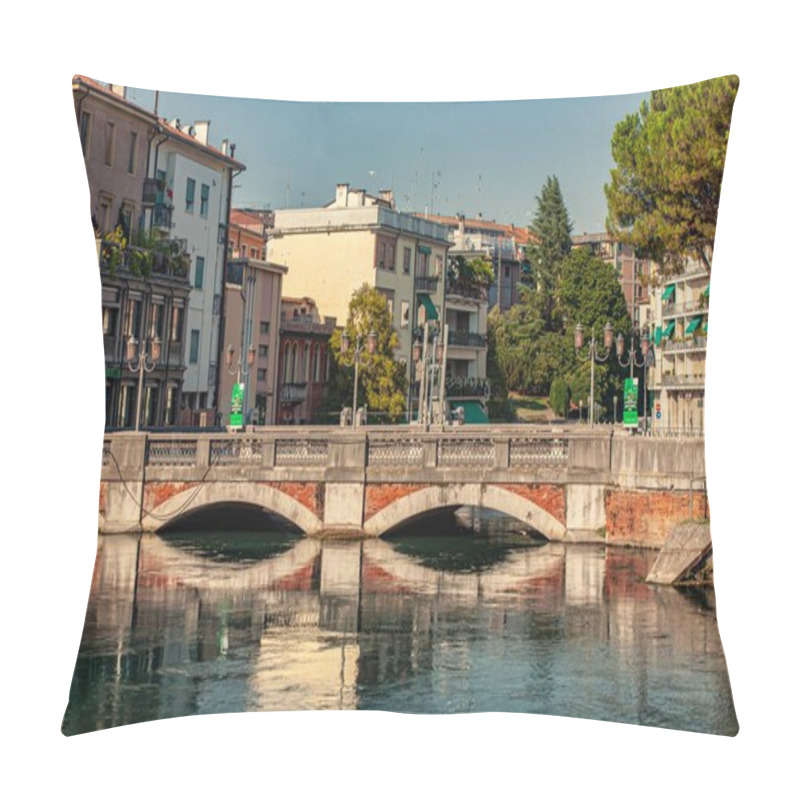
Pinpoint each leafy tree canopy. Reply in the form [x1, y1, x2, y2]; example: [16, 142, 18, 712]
[605, 75, 739, 274]
[447, 255, 494, 296]
[328, 284, 407, 422]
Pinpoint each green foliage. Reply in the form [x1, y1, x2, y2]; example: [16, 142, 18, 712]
[549, 377, 570, 418]
[447, 255, 494, 295]
[486, 308, 513, 421]
[605, 75, 739, 274]
[526, 175, 573, 330]
[328, 284, 407, 422]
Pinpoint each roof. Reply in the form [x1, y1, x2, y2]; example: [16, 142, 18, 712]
[73, 74, 246, 171]
[418, 213, 538, 246]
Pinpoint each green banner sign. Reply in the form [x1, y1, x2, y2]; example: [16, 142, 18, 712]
[230, 382, 244, 428]
[623, 377, 639, 427]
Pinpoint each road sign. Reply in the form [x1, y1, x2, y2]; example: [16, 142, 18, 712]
[230, 382, 244, 428]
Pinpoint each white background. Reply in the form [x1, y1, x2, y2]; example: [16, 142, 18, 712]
[2, 2, 796, 797]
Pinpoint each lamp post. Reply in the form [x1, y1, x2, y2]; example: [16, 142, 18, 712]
[574, 321, 613, 427]
[226, 343, 256, 429]
[413, 321, 447, 429]
[126, 334, 161, 432]
[614, 327, 650, 432]
[340, 330, 376, 427]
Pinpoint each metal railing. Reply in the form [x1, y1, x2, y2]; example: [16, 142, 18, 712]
[660, 374, 706, 387]
[448, 330, 488, 348]
[414, 275, 440, 292]
[662, 336, 707, 353]
[444, 376, 491, 398]
[662, 298, 708, 317]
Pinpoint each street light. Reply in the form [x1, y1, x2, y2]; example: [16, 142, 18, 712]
[126, 334, 161, 432]
[226, 343, 256, 428]
[413, 321, 447, 429]
[614, 327, 652, 433]
[574, 321, 613, 427]
[340, 330, 376, 427]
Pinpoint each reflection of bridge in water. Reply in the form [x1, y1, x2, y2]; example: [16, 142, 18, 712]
[99, 426, 707, 547]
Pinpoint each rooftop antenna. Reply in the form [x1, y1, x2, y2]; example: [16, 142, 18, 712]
[154, 90, 159, 116]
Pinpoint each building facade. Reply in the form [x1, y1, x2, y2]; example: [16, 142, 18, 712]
[277, 298, 337, 425]
[646, 261, 710, 436]
[218, 258, 286, 427]
[74, 76, 192, 429]
[267, 184, 452, 406]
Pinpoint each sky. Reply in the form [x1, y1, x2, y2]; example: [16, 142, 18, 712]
[123, 84, 649, 234]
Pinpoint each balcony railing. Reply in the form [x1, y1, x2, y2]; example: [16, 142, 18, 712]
[661, 374, 706, 388]
[444, 376, 490, 399]
[662, 298, 708, 317]
[415, 275, 440, 292]
[448, 330, 487, 348]
[153, 203, 173, 231]
[662, 336, 707, 353]
[446, 280, 488, 301]
[99, 242, 190, 281]
[280, 383, 308, 404]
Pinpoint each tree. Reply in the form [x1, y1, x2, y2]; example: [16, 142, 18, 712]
[527, 175, 573, 329]
[327, 284, 407, 422]
[447, 255, 494, 297]
[605, 75, 739, 275]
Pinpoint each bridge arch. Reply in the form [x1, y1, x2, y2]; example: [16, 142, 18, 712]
[363, 483, 566, 541]
[142, 481, 323, 536]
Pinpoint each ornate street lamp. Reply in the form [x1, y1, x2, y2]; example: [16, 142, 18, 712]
[413, 321, 447, 429]
[614, 327, 653, 432]
[340, 330, 376, 427]
[126, 334, 161, 431]
[574, 321, 613, 427]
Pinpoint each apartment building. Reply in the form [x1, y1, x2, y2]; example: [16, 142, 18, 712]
[74, 76, 192, 429]
[646, 260, 710, 436]
[267, 184, 452, 400]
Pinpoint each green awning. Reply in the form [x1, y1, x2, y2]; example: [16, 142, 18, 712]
[663, 320, 676, 339]
[418, 245, 431, 255]
[653, 326, 663, 345]
[662, 284, 676, 301]
[704, 321, 708, 333]
[458, 400, 489, 424]
[685, 316, 703, 335]
[703, 284, 710, 297]
[418, 293, 438, 321]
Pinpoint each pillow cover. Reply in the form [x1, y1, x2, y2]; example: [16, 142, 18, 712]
[63, 75, 738, 737]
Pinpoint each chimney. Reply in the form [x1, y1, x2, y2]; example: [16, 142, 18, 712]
[109, 84, 127, 98]
[379, 189, 395, 208]
[335, 183, 349, 207]
[458, 213, 465, 235]
[352, 189, 366, 206]
[221, 139, 229, 155]
[193, 121, 210, 145]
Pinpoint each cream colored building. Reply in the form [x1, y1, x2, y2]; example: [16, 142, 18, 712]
[646, 260, 710, 436]
[267, 185, 451, 389]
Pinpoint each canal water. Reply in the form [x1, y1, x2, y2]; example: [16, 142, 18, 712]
[62, 509, 737, 736]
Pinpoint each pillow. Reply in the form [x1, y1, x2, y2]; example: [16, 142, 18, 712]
[63, 75, 738, 737]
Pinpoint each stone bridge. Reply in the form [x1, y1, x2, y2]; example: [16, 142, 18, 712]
[99, 426, 707, 546]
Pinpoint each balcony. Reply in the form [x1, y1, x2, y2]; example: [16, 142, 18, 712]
[99, 242, 190, 281]
[280, 383, 307, 404]
[661, 374, 706, 389]
[662, 336, 707, 353]
[662, 298, 708, 318]
[445, 376, 490, 399]
[448, 330, 487, 348]
[446, 280, 488, 301]
[415, 275, 440, 293]
[153, 203, 173, 232]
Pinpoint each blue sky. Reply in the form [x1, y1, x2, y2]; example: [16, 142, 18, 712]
[125, 85, 649, 234]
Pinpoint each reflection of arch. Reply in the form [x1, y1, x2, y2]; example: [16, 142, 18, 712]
[143, 481, 323, 535]
[363, 484, 565, 541]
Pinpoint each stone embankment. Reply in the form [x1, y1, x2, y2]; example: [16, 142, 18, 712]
[646, 522, 712, 585]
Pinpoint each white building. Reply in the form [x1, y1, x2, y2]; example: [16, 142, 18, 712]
[146, 120, 245, 423]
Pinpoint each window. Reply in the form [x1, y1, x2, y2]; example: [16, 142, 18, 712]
[312, 345, 320, 381]
[403, 247, 411, 274]
[149, 304, 164, 339]
[79, 111, 91, 156]
[170, 305, 184, 342]
[417, 251, 429, 276]
[283, 343, 291, 382]
[102, 306, 118, 336]
[189, 329, 200, 363]
[260, 321, 270, 335]
[127, 131, 138, 174]
[98, 197, 111, 232]
[126, 299, 142, 338]
[194, 256, 205, 289]
[257, 368, 267, 381]
[400, 300, 410, 328]
[186, 177, 196, 213]
[104, 121, 115, 166]
[200, 184, 210, 217]
[258, 345, 268, 358]
[435, 255, 443, 276]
